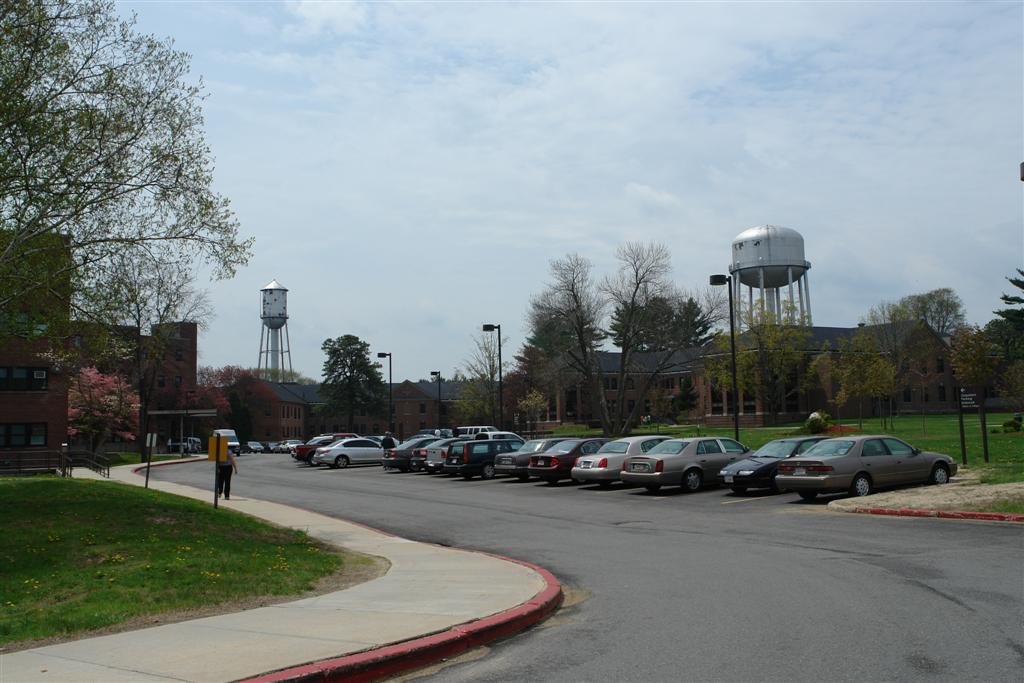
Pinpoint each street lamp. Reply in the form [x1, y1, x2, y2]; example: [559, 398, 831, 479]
[430, 371, 443, 429]
[377, 352, 393, 433]
[709, 274, 740, 441]
[482, 323, 503, 429]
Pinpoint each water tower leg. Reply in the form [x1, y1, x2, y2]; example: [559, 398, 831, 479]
[803, 271, 813, 325]
[787, 267, 795, 323]
[798, 274, 806, 322]
[758, 268, 766, 314]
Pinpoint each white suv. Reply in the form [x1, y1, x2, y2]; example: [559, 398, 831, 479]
[457, 425, 499, 436]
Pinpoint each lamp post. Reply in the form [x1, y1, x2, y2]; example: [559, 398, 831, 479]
[709, 274, 740, 441]
[482, 323, 503, 429]
[430, 371, 443, 429]
[377, 352, 393, 433]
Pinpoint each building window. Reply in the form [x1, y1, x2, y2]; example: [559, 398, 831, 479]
[0, 423, 46, 448]
[625, 377, 634, 390]
[938, 383, 946, 402]
[0, 367, 48, 391]
[936, 357, 945, 373]
[903, 386, 912, 402]
[603, 377, 619, 391]
[175, 349, 183, 361]
[627, 399, 636, 413]
[157, 375, 166, 388]
[173, 376, 182, 387]
[419, 403, 426, 414]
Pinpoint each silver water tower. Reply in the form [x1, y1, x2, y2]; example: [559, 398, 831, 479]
[729, 225, 812, 326]
[257, 279, 293, 380]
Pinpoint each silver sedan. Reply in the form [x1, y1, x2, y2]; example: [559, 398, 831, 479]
[311, 438, 384, 468]
[571, 436, 670, 487]
[619, 437, 749, 493]
[775, 435, 958, 500]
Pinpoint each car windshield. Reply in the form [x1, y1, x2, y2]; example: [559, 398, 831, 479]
[517, 440, 551, 453]
[647, 440, 689, 455]
[597, 441, 630, 454]
[324, 439, 346, 448]
[752, 441, 797, 459]
[549, 440, 580, 453]
[803, 440, 855, 457]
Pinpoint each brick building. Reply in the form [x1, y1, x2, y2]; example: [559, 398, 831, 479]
[0, 336, 68, 450]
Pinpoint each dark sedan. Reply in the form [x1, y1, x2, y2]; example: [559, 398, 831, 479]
[381, 436, 442, 472]
[527, 438, 609, 484]
[718, 436, 828, 493]
[494, 438, 571, 481]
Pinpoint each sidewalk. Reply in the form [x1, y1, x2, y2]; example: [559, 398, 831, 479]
[0, 462, 561, 682]
[827, 473, 1024, 522]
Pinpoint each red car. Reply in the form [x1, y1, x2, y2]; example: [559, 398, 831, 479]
[527, 438, 609, 484]
[293, 433, 358, 464]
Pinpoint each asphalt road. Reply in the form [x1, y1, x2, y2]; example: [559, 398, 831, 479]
[153, 455, 1024, 682]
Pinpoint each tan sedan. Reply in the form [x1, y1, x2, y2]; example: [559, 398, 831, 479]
[571, 436, 670, 487]
[619, 437, 749, 493]
[775, 435, 958, 500]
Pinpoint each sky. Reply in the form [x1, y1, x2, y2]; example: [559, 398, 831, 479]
[120, 1, 1024, 383]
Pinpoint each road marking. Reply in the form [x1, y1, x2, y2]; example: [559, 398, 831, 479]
[721, 496, 775, 504]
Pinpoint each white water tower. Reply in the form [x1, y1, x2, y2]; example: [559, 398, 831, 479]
[257, 279, 293, 380]
[729, 225, 812, 326]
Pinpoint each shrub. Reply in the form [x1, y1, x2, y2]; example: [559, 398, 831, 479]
[805, 411, 831, 434]
[1002, 419, 1022, 433]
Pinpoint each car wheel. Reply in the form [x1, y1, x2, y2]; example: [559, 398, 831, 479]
[545, 477, 558, 485]
[399, 466, 409, 473]
[517, 474, 530, 482]
[798, 491, 818, 500]
[929, 464, 950, 485]
[463, 474, 473, 480]
[645, 484, 661, 493]
[731, 486, 747, 494]
[849, 473, 872, 497]
[682, 469, 703, 493]
[481, 464, 496, 480]
[334, 455, 349, 469]
[598, 480, 612, 489]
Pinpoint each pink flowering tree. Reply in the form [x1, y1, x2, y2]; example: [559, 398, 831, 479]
[68, 367, 140, 453]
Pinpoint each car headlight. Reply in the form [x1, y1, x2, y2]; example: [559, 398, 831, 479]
[738, 470, 755, 476]
[719, 470, 729, 475]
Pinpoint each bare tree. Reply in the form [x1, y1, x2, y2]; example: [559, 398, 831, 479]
[0, 0, 251, 329]
[900, 288, 966, 337]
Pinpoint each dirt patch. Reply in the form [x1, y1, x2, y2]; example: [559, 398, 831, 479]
[1, 549, 389, 654]
[828, 479, 1024, 514]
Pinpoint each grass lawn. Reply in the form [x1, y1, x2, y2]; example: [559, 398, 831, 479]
[551, 412, 1023, 481]
[104, 452, 189, 467]
[0, 477, 372, 649]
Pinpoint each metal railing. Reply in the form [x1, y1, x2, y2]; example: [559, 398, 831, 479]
[0, 450, 110, 478]
[0, 450, 70, 477]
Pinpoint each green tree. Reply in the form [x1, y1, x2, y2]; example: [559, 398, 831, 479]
[994, 269, 1024, 331]
[833, 330, 881, 430]
[0, 0, 251, 329]
[320, 335, 386, 432]
[516, 389, 549, 433]
[899, 288, 966, 337]
[706, 302, 810, 425]
[949, 325, 1001, 462]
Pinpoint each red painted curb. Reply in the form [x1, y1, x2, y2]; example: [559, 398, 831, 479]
[853, 506, 1024, 523]
[128, 459, 564, 682]
[241, 562, 561, 683]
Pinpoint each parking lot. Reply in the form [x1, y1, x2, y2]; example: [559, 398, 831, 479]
[154, 454, 1024, 682]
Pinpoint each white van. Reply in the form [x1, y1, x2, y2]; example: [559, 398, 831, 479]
[457, 425, 499, 436]
[213, 429, 241, 454]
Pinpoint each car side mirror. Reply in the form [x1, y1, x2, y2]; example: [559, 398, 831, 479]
[911, 448, 921, 456]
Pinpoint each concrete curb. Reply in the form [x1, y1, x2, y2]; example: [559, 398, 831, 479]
[130, 459, 564, 683]
[241, 559, 561, 683]
[851, 506, 1024, 523]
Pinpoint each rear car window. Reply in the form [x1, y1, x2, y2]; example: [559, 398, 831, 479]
[598, 441, 629, 454]
[648, 440, 688, 455]
[550, 441, 579, 453]
[803, 440, 854, 457]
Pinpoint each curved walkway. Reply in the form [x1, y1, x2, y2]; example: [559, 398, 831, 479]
[1, 462, 560, 682]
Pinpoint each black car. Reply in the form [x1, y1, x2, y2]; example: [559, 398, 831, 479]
[718, 436, 829, 493]
[382, 436, 443, 472]
[444, 438, 524, 480]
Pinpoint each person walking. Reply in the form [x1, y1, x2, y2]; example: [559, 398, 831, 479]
[381, 431, 396, 450]
[217, 450, 238, 500]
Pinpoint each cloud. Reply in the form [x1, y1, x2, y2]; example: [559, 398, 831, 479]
[282, 1, 367, 40]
